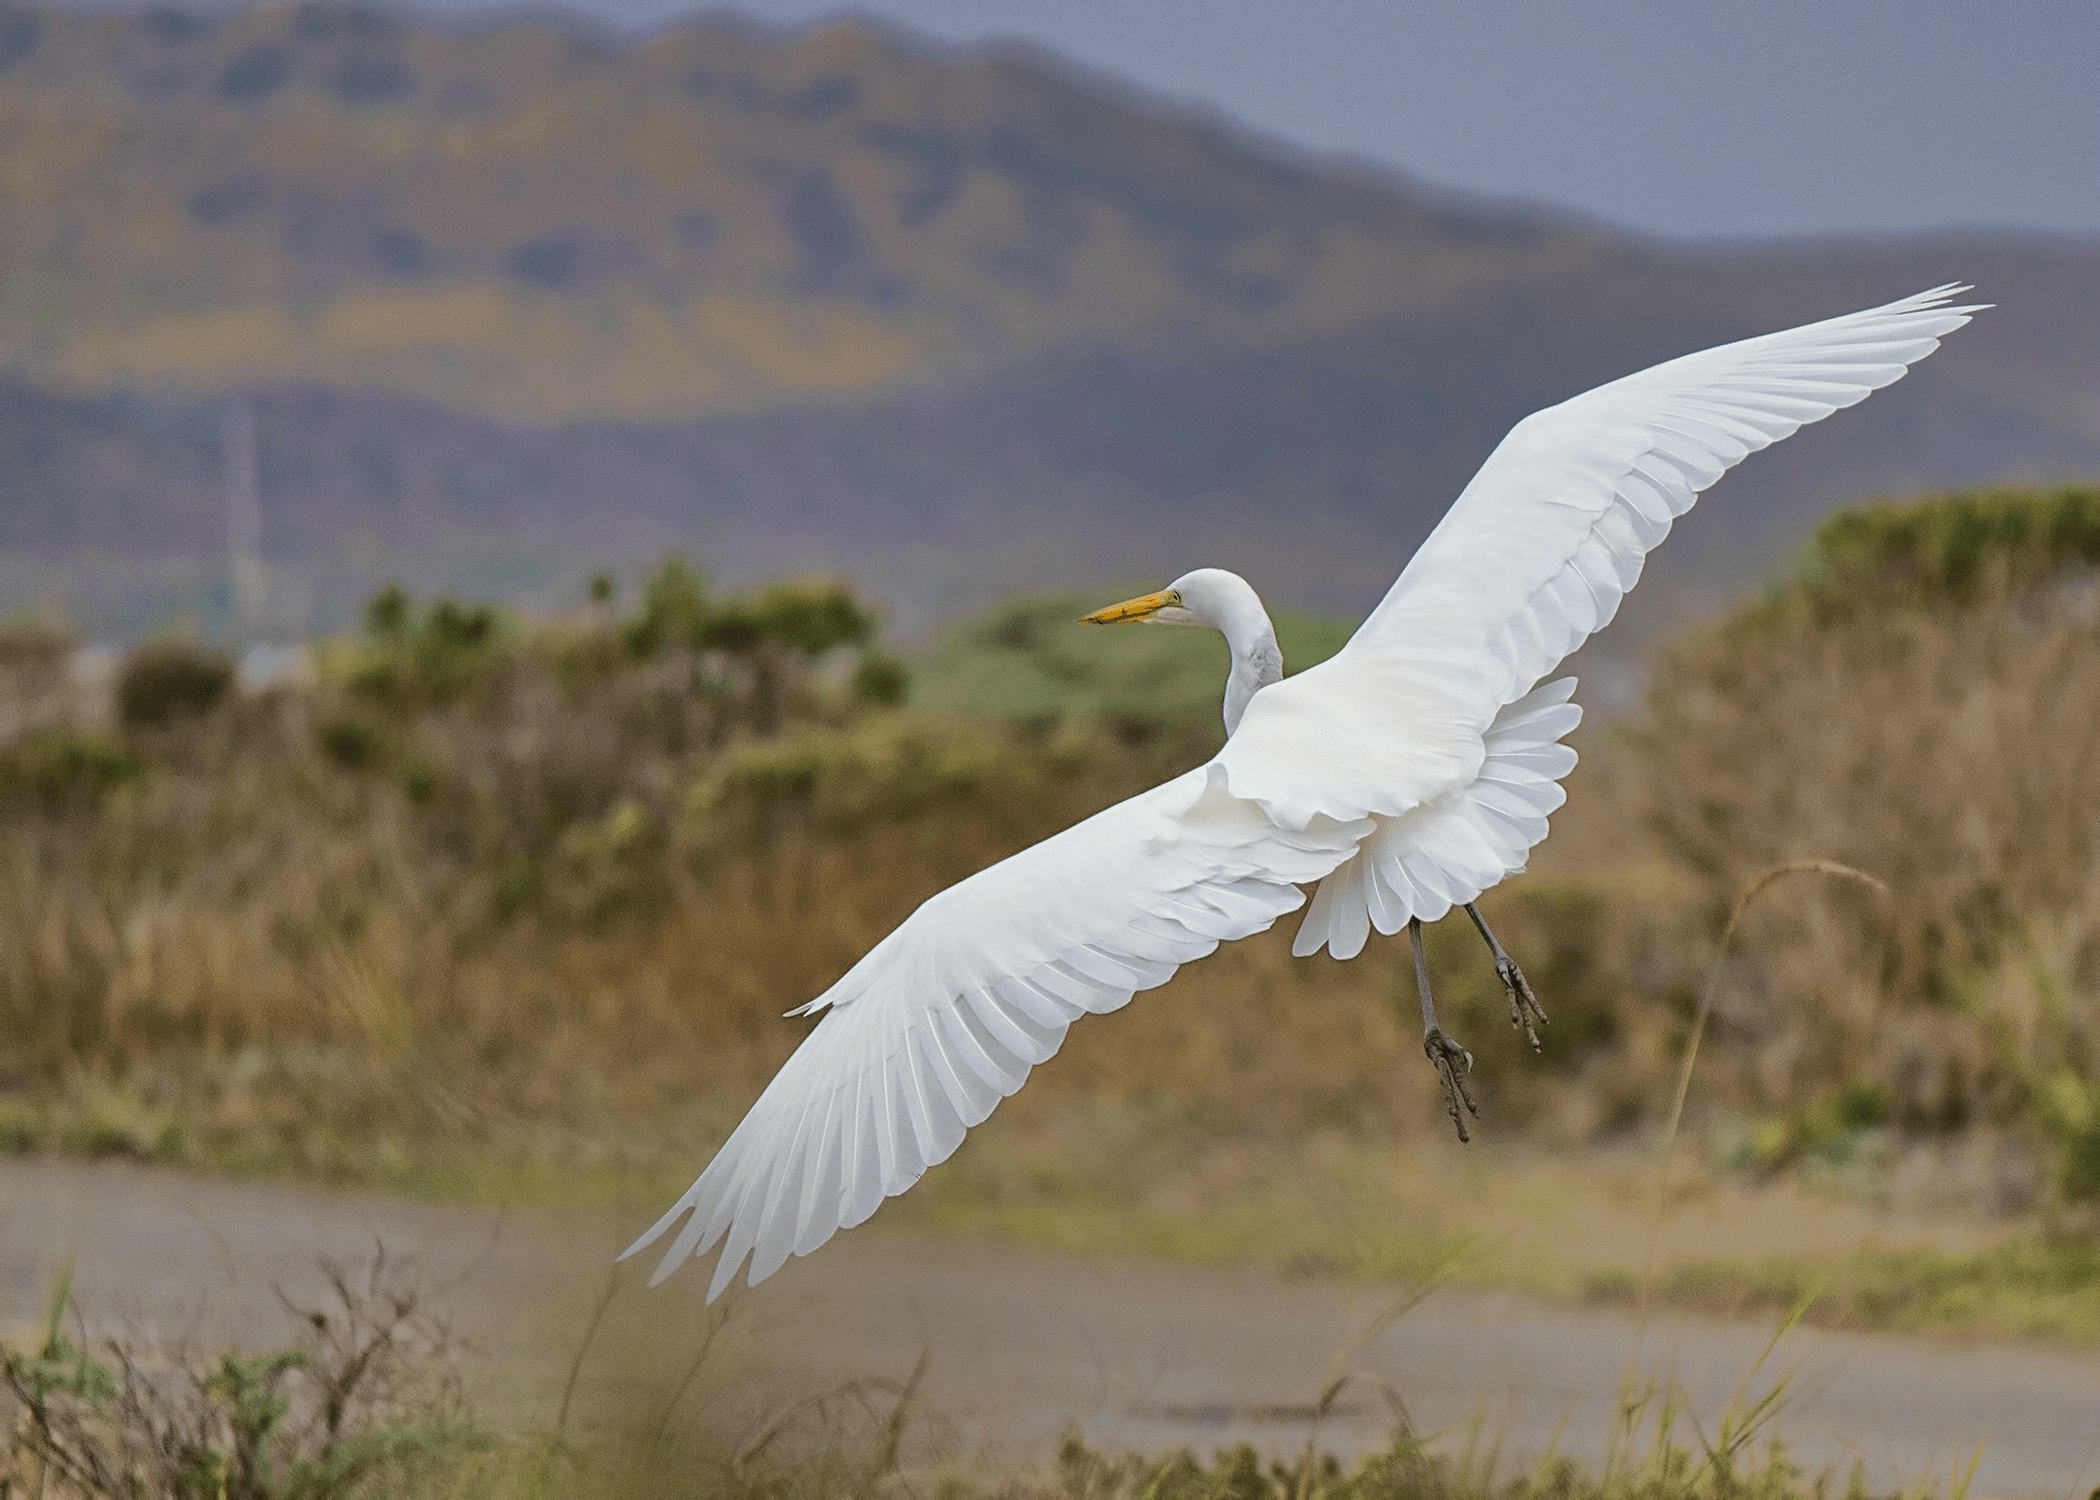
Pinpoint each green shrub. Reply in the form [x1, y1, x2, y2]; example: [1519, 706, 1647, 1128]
[1806, 482, 2100, 605]
[619, 555, 710, 659]
[693, 597, 762, 653]
[396, 755, 440, 804]
[1834, 1079, 1891, 1129]
[340, 587, 512, 709]
[318, 714, 387, 771]
[683, 717, 1013, 848]
[1727, 483, 2100, 643]
[0, 728, 143, 807]
[1732, 1083, 1895, 1177]
[343, 654, 402, 702]
[551, 798, 661, 922]
[363, 582, 411, 639]
[909, 588, 1351, 731]
[116, 637, 235, 727]
[2032, 1070, 2100, 1202]
[614, 562, 877, 663]
[849, 650, 909, 707]
[752, 577, 874, 655]
[410, 599, 503, 699]
[2, 1262, 473, 1500]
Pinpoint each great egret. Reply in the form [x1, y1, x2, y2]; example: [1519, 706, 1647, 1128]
[628, 285, 1982, 1299]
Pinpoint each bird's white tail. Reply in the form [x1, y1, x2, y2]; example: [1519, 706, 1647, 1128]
[1292, 678, 1580, 960]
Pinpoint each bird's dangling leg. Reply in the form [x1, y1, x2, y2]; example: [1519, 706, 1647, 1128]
[1410, 917, 1477, 1143]
[1465, 902, 1547, 1054]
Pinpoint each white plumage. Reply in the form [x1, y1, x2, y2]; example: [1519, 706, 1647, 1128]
[624, 284, 1983, 1298]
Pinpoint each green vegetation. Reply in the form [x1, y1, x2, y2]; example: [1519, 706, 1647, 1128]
[909, 589, 1353, 737]
[0, 728, 142, 810]
[1727, 481, 2100, 636]
[0, 1261, 1975, 1500]
[114, 638, 236, 728]
[3, 1263, 474, 1499]
[1607, 1236, 2100, 1344]
[1799, 481, 2100, 608]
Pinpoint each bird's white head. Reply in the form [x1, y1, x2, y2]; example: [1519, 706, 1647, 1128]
[1078, 568, 1282, 735]
[1074, 567, 1255, 629]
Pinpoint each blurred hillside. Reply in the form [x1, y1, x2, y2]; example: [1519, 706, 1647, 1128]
[2, 1, 2099, 635]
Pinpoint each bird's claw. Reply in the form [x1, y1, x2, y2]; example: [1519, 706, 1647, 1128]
[1423, 1027, 1477, 1143]
[1496, 956, 1548, 1053]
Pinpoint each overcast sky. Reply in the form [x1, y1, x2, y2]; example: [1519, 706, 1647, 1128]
[76, 0, 2100, 241]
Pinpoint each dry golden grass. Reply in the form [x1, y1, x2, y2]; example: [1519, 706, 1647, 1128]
[1643, 577, 2100, 1170]
[2, 490, 2099, 1263]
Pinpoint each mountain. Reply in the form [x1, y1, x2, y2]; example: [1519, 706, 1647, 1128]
[0, 0, 1590, 420]
[2, 1, 2097, 639]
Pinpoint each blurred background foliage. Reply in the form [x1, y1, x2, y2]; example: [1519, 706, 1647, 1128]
[0, 482, 2097, 1237]
[909, 589, 1352, 737]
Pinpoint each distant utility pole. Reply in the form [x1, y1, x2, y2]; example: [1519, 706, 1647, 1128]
[224, 396, 267, 630]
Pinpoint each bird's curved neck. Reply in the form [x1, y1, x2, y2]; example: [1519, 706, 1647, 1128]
[1219, 611, 1282, 737]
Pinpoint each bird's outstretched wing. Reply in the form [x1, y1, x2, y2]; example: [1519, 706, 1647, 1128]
[1255, 284, 1984, 957]
[1346, 283, 1985, 718]
[623, 769, 1367, 1297]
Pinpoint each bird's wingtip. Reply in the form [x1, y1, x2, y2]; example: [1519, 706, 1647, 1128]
[705, 1253, 747, 1302]
[1913, 282, 1989, 317]
[619, 1187, 702, 1266]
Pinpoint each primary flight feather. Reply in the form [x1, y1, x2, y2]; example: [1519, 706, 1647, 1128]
[625, 284, 1983, 1298]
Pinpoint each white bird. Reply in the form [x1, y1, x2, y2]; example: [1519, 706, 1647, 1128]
[626, 284, 1983, 1299]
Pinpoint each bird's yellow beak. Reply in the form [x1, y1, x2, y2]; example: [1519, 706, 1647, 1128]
[1078, 588, 1179, 625]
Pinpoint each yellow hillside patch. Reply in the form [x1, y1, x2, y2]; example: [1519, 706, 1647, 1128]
[320, 285, 517, 350]
[37, 284, 950, 420]
[694, 294, 927, 393]
[62, 306, 306, 390]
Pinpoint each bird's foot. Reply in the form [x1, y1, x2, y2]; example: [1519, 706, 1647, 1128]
[1423, 1027, 1478, 1143]
[1496, 956, 1548, 1053]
